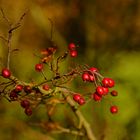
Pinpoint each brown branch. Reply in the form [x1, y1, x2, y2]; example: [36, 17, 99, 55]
[0, 8, 11, 26]
[55, 87, 97, 140]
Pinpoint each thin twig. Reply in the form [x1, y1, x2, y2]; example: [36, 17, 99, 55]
[0, 8, 11, 26]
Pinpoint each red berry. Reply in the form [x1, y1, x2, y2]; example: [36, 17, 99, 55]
[102, 87, 109, 95]
[110, 106, 118, 114]
[24, 85, 32, 93]
[89, 74, 95, 82]
[15, 84, 23, 93]
[108, 78, 115, 88]
[24, 107, 32, 116]
[73, 94, 81, 102]
[82, 72, 90, 81]
[102, 78, 110, 87]
[43, 84, 50, 91]
[78, 97, 85, 105]
[1, 68, 11, 78]
[35, 63, 43, 72]
[68, 43, 76, 50]
[102, 78, 115, 88]
[92, 93, 102, 101]
[89, 67, 98, 72]
[70, 50, 78, 57]
[96, 86, 104, 96]
[111, 90, 118, 96]
[21, 100, 30, 108]
[9, 90, 18, 101]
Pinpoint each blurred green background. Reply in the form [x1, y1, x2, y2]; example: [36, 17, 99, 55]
[0, 0, 140, 140]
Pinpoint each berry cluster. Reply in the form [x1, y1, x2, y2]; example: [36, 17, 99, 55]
[68, 43, 78, 57]
[73, 94, 85, 105]
[72, 66, 118, 114]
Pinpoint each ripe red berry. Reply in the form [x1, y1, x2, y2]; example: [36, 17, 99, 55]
[92, 93, 102, 101]
[15, 84, 23, 93]
[89, 74, 95, 82]
[21, 100, 30, 108]
[9, 90, 18, 101]
[35, 63, 43, 72]
[89, 67, 98, 72]
[43, 84, 50, 91]
[102, 87, 109, 95]
[68, 43, 76, 50]
[1, 68, 11, 78]
[82, 72, 90, 81]
[78, 97, 85, 105]
[24, 85, 32, 94]
[24, 107, 32, 116]
[96, 86, 104, 96]
[110, 105, 118, 114]
[102, 78, 115, 88]
[73, 94, 81, 102]
[111, 90, 118, 96]
[70, 50, 78, 57]
[108, 78, 115, 88]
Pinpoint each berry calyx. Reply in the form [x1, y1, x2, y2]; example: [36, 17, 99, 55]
[70, 50, 78, 57]
[35, 63, 43, 72]
[1, 68, 11, 78]
[68, 43, 76, 50]
[111, 90, 118, 96]
[82, 72, 90, 81]
[21, 100, 30, 108]
[78, 97, 85, 105]
[92, 93, 102, 101]
[24, 107, 32, 116]
[43, 84, 50, 91]
[15, 84, 23, 93]
[73, 94, 81, 102]
[110, 105, 118, 114]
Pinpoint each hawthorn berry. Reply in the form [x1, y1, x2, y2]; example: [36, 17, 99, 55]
[1, 68, 11, 78]
[15, 84, 23, 93]
[78, 97, 85, 105]
[24, 107, 32, 116]
[102, 78, 115, 88]
[96, 86, 104, 96]
[35, 63, 43, 72]
[110, 105, 118, 114]
[108, 78, 115, 88]
[111, 90, 118, 96]
[102, 87, 109, 95]
[92, 93, 102, 101]
[24, 85, 32, 94]
[43, 84, 50, 91]
[70, 50, 78, 57]
[73, 94, 81, 102]
[89, 74, 95, 82]
[68, 43, 76, 50]
[89, 67, 98, 72]
[82, 72, 90, 81]
[9, 90, 18, 101]
[21, 100, 30, 108]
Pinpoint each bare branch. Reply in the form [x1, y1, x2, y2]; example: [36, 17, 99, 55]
[0, 8, 11, 26]
[0, 35, 8, 42]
